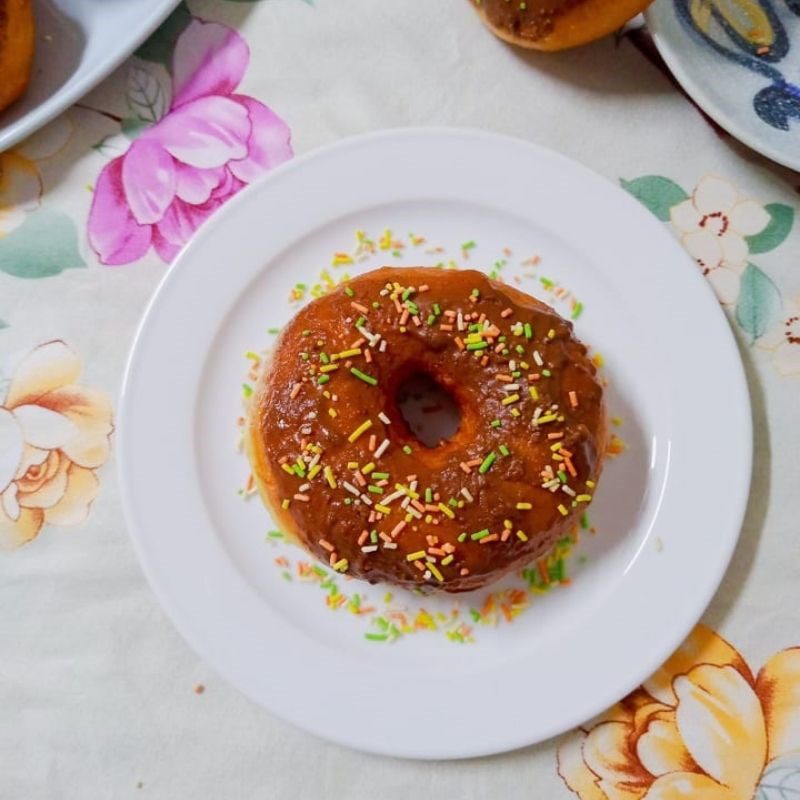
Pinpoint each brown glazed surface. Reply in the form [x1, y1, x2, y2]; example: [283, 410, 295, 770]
[472, 0, 653, 50]
[248, 267, 605, 592]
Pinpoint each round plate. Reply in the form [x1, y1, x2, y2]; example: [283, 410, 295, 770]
[0, 0, 180, 153]
[118, 128, 752, 759]
[647, 0, 800, 171]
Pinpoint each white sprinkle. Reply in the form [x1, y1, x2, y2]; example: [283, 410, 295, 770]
[460, 487, 474, 503]
[374, 438, 390, 458]
[379, 339, 387, 352]
[308, 453, 321, 469]
[503, 383, 520, 392]
[409, 480, 418, 492]
[300, 425, 312, 435]
[383, 542, 398, 550]
[401, 496, 411, 509]
[423, 570, 432, 580]
[561, 485, 576, 497]
[378, 412, 391, 425]
[406, 506, 422, 519]
[307, 411, 318, 420]
[361, 545, 378, 553]
[343, 481, 360, 496]
[542, 479, 560, 490]
[509, 360, 517, 371]
[457, 311, 465, 331]
[298, 483, 311, 492]
[360, 494, 374, 506]
[533, 350, 544, 367]
[382, 490, 405, 504]
[533, 407, 543, 420]
[356, 325, 378, 346]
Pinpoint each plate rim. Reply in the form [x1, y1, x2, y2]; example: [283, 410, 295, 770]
[0, 0, 181, 153]
[646, 3, 800, 172]
[118, 126, 753, 759]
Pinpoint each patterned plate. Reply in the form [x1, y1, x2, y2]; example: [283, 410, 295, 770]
[647, 0, 800, 171]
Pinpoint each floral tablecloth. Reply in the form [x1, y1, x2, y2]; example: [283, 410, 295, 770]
[2, 1, 799, 797]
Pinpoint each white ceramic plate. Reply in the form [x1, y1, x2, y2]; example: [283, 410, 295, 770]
[0, 0, 180, 153]
[647, 0, 800, 171]
[119, 129, 752, 759]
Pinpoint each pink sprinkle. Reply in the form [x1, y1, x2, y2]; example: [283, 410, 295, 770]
[390, 521, 406, 538]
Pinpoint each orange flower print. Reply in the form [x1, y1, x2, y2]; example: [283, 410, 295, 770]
[0, 341, 113, 548]
[558, 625, 800, 799]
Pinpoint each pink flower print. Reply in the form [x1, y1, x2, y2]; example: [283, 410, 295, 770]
[88, 20, 292, 265]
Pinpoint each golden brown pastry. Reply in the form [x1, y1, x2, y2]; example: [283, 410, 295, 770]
[0, 0, 35, 114]
[248, 267, 605, 592]
[470, 0, 653, 51]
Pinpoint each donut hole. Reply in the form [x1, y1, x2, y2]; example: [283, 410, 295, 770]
[395, 371, 460, 448]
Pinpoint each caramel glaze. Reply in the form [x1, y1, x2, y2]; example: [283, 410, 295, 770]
[476, 0, 585, 43]
[248, 267, 606, 593]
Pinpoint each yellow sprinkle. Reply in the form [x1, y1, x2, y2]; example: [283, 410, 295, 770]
[427, 562, 444, 582]
[406, 550, 426, 561]
[536, 413, 558, 424]
[529, 386, 539, 401]
[547, 329, 555, 339]
[348, 419, 373, 443]
[438, 503, 455, 519]
[516, 530, 528, 541]
[347, 461, 358, 469]
[281, 499, 290, 510]
[557, 504, 569, 516]
[328, 408, 337, 419]
[510, 408, 521, 417]
[307, 464, 322, 480]
[501, 393, 520, 406]
[361, 462, 375, 475]
[586, 480, 596, 488]
[333, 558, 349, 572]
[281, 463, 294, 476]
[577, 494, 592, 502]
[516, 502, 532, 510]
[592, 353, 604, 368]
[550, 442, 563, 451]
[441, 554, 454, 566]
[503, 519, 513, 529]
[319, 364, 339, 373]
[324, 466, 337, 489]
[375, 503, 391, 514]
[334, 348, 363, 360]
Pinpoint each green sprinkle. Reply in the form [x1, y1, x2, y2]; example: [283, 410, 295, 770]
[372, 301, 381, 309]
[267, 327, 281, 335]
[524, 322, 533, 339]
[267, 530, 284, 539]
[371, 530, 379, 544]
[557, 470, 568, 483]
[355, 315, 366, 328]
[458, 533, 468, 543]
[469, 323, 481, 332]
[302, 329, 311, 337]
[580, 512, 590, 530]
[372, 472, 390, 480]
[433, 303, 441, 315]
[571, 302, 584, 320]
[462, 240, 476, 251]
[471, 529, 491, 541]
[448, 497, 458, 508]
[350, 367, 378, 386]
[344, 498, 352, 505]
[425, 487, 433, 503]
[242, 383, 253, 398]
[499, 444, 510, 457]
[282, 571, 292, 582]
[470, 288, 480, 297]
[469, 608, 481, 623]
[300, 352, 309, 361]
[317, 374, 330, 385]
[515, 344, 525, 355]
[368, 485, 384, 494]
[490, 419, 502, 428]
[478, 452, 497, 474]
[403, 445, 412, 455]
[466, 341, 489, 351]
[402, 288, 413, 300]
[320, 352, 330, 364]
[542, 369, 552, 377]
[427, 314, 436, 325]
[344, 286, 355, 297]
[365, 633, 389, 642]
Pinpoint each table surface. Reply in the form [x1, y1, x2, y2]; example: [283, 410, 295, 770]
[1, 1, 798, 798]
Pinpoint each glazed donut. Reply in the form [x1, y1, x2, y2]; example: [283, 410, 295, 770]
[248, 267, 606, 592]
[0, 0, 35, 114]
[469, 0, 653, 51]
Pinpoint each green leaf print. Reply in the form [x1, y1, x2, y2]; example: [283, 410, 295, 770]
[735, 263, 782, 342]
[0, 320, 7, 330]
[120, 117, 151, 140]
[0, 208, 86, 279]
[755, 752, 800, 799]
[134, 1, 192, 70]
[620, 176, 689, 221]
[746, 203, 794, 254]
[127, 66, 167, 123]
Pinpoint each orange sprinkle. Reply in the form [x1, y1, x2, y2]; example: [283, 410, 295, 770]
[460, 568, 469, 576]
[466, 458, 483, 468]
[414, 560, 426, 572]
[480, 356, 489, 366]
[529, 373, 541, 381]
[569, 391, 578, 408]
[351, 301, 369, 314]
[290, 383, 301, 399]
[390, 521, 406, 538]
[537, 559, 550, 583]
[440, 324, 454, 332]
[495, 374, 513, 382]
[501, 529, 510, 542]
[459, 462, 472, 474]
[547, 432, 564, 440]
[564, 457, 578, 478]
[479, 534, 499, 544]
[500, 307, 513, 318]
[454, 337, 465, 351]
[428, 547, 446, 556]
[368, 434, 377, 452]
[365, 349, 373, 363]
